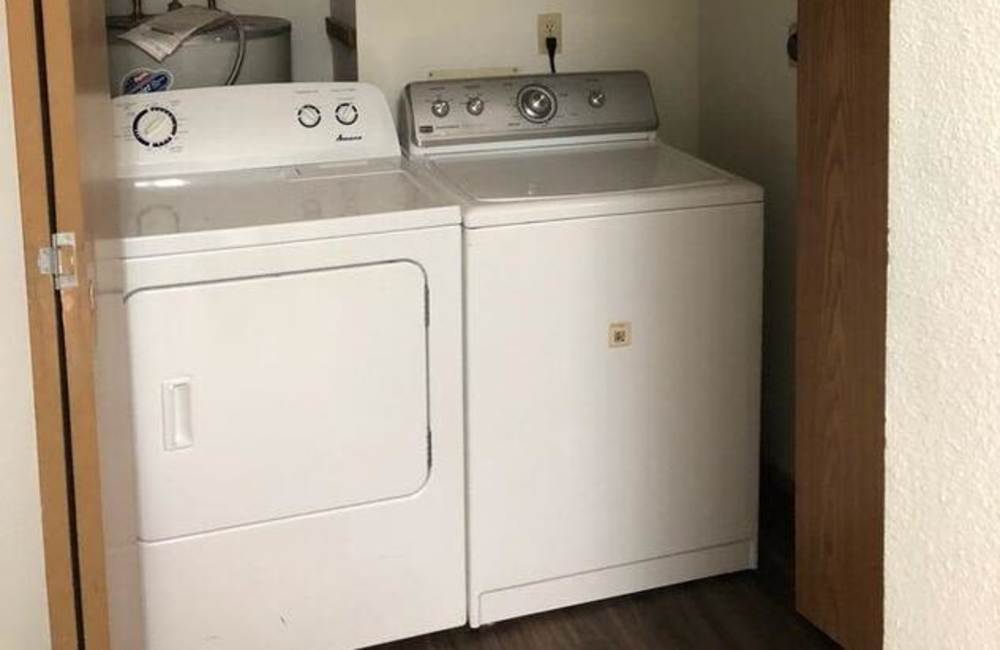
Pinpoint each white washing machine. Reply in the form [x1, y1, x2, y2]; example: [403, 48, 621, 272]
[99, 83, 465, 649]
[403, 71, 765, 627]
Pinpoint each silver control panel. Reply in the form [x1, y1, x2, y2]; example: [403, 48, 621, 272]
[405, 71, 659, 148]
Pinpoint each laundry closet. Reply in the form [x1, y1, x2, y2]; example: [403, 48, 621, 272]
[9, 0, 886, 648]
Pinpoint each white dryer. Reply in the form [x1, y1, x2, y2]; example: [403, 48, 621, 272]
[403, 71, 765, 627]
[99, 84, 465, 649]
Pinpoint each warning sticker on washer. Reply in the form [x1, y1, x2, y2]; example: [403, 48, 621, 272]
[609, 322, 633, 348]
[121, 68, 174, 95]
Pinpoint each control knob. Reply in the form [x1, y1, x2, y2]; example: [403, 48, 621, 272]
[297, 104, 322, 128]
[467, 97, 486, 116]
[132, 106, 178, 148]
[335, 102, 359, 126]
[588, 90, 607, 109]
[517, 85, 557, 123]
[431, 99, 451, 118]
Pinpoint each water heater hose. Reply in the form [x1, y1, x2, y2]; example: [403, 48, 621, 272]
[222, 12, 247, 86]
[159, 0, 246, 86]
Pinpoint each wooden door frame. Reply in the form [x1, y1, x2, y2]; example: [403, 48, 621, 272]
[8, 0, 112, 648]
[795, 1, 890, 649]
[5, 1, 80, 648]
[39, 1, 115, 647]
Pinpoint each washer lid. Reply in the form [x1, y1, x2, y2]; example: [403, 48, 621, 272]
[428, 142, 764, 228]
[105, 159, 461, 259]
[434, 142, 730, 201]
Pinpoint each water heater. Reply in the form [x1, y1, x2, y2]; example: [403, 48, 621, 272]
[107, 3, 291, 97]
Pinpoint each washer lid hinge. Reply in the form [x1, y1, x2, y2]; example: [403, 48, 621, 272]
[37, 231, 79, 290]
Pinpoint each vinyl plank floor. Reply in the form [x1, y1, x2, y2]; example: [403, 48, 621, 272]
[374, 571, 835, 650]
[375, 484, 836, 650]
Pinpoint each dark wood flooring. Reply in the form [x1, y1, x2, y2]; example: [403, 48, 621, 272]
[374, 480, 837, 650]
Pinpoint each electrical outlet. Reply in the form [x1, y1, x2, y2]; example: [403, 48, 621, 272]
[537, 13, 563, 54]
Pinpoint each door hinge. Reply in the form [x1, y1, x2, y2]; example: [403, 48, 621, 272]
[37, 232, 78, 290]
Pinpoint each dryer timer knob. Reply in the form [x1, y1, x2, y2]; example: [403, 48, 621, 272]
[589, 90, 607, 109]
[132, 106, 178, 148]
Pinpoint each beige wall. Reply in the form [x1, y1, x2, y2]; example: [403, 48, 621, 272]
[356, 0, 701, 152]
[886, 1, 1000, 647]
[698, 0, 797, 479]
[103, 1, 701, 151]
[0, 1, 52, 648]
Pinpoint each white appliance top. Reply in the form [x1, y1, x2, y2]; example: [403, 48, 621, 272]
[108, 83, 459, 258]
[433, 141, 727, 202]
[401, 72, 763, 228]
[110, 160, 460, 258]
[421, 141, 764, 229]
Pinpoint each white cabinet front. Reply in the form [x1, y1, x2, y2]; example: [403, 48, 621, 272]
[464, 205, 763, 603]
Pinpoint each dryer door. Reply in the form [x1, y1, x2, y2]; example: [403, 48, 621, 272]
[126, 261, 430, 541]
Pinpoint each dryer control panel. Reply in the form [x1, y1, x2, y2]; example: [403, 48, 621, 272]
[405, 71, 659, 149]
[113, 83, 401, 178]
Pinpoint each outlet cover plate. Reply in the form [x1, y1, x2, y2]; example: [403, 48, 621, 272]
[537, 13, 563, 54]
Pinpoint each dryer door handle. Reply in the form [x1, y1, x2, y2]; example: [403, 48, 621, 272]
[162, 377, 194, 451]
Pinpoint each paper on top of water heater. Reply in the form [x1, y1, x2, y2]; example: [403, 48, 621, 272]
[118, 7, 227, 62]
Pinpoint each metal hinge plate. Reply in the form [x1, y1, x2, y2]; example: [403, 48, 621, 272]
[37, 232, 78, 290]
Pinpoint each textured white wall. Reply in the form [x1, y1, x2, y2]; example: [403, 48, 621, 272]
[357, 0, 700, 152]
[698, 0, 797, 479]
[0, 1, 52, 648]
[886, 1, 1000, 648]
[106, 0, 334, 82]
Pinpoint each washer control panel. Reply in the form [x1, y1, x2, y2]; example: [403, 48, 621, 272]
[405, 71, 658, 148]
[113, 83, 401, 178]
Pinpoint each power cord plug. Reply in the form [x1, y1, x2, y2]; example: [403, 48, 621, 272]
[546, 36, 558, 74]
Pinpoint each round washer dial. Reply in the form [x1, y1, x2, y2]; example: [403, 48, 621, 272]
[517, 85, 558, 123]
[467, 97, 485, 116]
[132, 106, 178, 148]
[431, 99, 451, 118]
